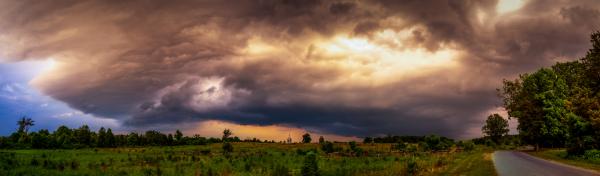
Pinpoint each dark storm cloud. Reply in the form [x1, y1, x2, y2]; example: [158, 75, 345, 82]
[1, 0, 599, 138]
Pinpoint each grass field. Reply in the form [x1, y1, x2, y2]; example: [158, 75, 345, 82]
[528, 149, 600, 172]
[0, 143, 496, 176]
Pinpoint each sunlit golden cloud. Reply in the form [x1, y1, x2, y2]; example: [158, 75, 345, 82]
[186, 120, 361, 142]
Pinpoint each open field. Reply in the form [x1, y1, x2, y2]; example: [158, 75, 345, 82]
[528, 149, 600, 172]
[0, 143, 495, 176]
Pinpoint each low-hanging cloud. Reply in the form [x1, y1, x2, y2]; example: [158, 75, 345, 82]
[1, 0, 599, 138]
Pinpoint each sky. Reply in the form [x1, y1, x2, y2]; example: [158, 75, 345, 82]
[0, 0, 599, 141]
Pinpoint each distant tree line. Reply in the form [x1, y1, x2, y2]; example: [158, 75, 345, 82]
[363, 134, 456, 152]
[500, 31, 600, 155]
[0, 117, 275, 149]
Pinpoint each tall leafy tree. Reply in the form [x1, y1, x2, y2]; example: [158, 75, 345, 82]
[481, 114, 509, 144]
[106, 128, 115, 147]
[97, 127, 106, 147]
[502, 67, 578, 149]
[318, 136, 325, 144]
[175, 130, 183, 142]
[74, 125, 92, 147]
[302, 133, 312, 143]
[222, 129, 232, 142]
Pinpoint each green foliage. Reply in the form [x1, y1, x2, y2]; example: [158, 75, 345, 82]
[222, 129, 232, 142]
[320, 141, 335, 154]
[0, 142, 496, 175]
[583, 149, 600, 161]
[463, 142, 475, 151]
[423, 135, 454, 151]
[482, 114, 509, 144]
[348, 141, 363, 156]
[301, 151, 319, 176]
[174, 130, 183, 142]
[394, 142, 408, 152]
[222, 142, 233, 154]
[500, 32, 600, 153]
[406, 158, 420, 175]
[271, 164, 291, 176]
[318, 136, 324, 144]
[302, 133, 312, 143]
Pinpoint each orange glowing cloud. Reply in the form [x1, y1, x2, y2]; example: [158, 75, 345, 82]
[185, 120, 361, 142]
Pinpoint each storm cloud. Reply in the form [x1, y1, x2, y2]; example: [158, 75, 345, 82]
[1, 0, 599, 138]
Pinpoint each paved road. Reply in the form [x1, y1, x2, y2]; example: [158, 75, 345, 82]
[493, 151, 599, 176]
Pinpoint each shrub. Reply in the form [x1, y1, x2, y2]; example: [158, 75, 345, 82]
[321, 142, 335, 154]
[70, 160, 79, 170]
[406, 158, 420, 175]
[272, 164, 291, 176]
[200, 148, 211, 155]
[222, 142, 233, 154]
[301, 152, 319, 176]
[583, 150, 600, 161]
[30, 158, 39, 166]
[394, 142, 408, 151]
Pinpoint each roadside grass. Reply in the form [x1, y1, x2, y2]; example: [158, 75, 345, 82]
[0, 143, 496, 176]
[528, 149, 600, 172]
[437, 148, 497, 176]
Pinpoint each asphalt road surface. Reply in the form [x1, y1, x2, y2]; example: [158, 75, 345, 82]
[493, 151, 599, 176]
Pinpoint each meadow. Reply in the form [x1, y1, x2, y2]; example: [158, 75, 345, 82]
[0, 143, 495, 176]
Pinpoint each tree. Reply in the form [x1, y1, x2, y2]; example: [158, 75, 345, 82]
[17, 116, 35, 134]
[54, 125, 74, 148]
[363, 137, 373, 144]
[175, 130, 183, 142]
[482, 114, 510, 144]
[302, 133, 312, 143]
[222, 129, 232, 142]
[501, 68, 573, 150]
[106, 128, 115, 147]
[318, 136, 325, 144]
[97, 127, 106, 147]
[127, 132, 140, 146]
[74, 125, 92, 147]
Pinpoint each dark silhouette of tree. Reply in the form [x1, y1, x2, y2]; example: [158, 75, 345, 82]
[97, 127, 107, 147]
[302, 133, 311, 143]
[17, 116, 34, 134]
[363, 137, 373, 144]
[222, 129, 232, 142]
[318, 136, 325, 144]
[482, 114, 509, 144]
[175, 130, 183, 142]
[74, 125, 92, 147]
[106, 128, 115, 147]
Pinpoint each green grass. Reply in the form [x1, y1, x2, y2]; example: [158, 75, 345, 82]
[528, 149, 600, 172]
[0, 143, 496, 176]
[437, 148, 497, 176]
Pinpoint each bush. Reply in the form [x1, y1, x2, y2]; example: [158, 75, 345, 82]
[406, 158, 420, 175]
[301, 152, 319, 176]
[583, 150, 600, 161]
[321, 142, 335, 154]
[394, 142, 407, 151]
[200, 148, 211, 155]
[460, 141, 475, 151]
[222, 142, 233, 154]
